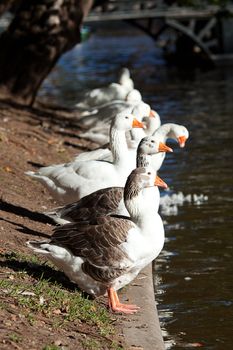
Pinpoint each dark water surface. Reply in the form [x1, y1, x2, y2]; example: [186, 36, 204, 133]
[39, 22, 233, 349]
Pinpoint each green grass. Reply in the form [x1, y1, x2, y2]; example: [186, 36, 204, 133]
[8, 332, 22, 343]
[81, 338, 102, 350]
[0, 251, 116, 338]
[43, 346, 61, 350]
[3, 250, 44, 265]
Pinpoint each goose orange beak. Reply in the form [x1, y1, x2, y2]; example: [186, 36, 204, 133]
[159, 142, 173, 153]
[154, 175, 168, 189]
[132, 118, 144, 128]
[178, 135, 187, 148]
[149, 109, 156, 118]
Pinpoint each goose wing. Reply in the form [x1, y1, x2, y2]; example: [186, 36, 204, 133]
[51, 215, 135, 283]
[56, 187, 124, 223]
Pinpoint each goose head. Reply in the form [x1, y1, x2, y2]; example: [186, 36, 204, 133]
[140, 167, 168, 189]
[169, 124, 189, 148]
[142, 110, 161, 135]
[125, 167, 168, 198]
[132, 102, 151, 121]
[153, 123, 189, 148]
[125, 89, 142, 103]
[112, 112, 144, 132]
[117, 67, 134, 90]
[138, 136, 173, 156]
[124, 167, 168, 216]
[118, 67, 130, 82]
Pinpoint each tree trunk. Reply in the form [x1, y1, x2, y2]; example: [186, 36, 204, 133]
[0, 0, 93, 106]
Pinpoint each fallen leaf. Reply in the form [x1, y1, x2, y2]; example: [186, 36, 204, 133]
[18, 291, 36, 296]
[53, 309, 61, 315]
[39, 296, 44, 305]
[10, 315, 17, 322]
[187, 343, 204, 347]
[3, 166, 13, 173]
[54, 339, 62, 346]
[48, 138, 57, 145]
[0, 132, 8, 142]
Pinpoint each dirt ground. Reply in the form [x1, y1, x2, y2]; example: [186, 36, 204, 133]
[0, 101, 126, 350]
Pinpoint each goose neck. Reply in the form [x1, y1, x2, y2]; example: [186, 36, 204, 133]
[110, 127, 129, 165]
[136, 152, 151, 168]
[124, 186, 158, 226]
[153, 123, 173, 142]
[124, 192, 145, 223]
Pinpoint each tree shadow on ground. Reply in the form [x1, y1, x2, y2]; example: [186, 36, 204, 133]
[0, 100, 97, 153]
[0, 99, 86, 130]
[0, 199, 55, 225]
[0, 216, 51, 239]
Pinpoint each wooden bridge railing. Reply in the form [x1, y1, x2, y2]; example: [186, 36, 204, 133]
[84, 1, 233, 63]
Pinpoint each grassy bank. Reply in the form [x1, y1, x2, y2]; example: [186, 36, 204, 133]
[0, 251, 123, 350]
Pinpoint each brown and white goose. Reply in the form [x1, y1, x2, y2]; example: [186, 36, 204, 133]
[45, 135, 172, 225]
[27, 167, 167, 314]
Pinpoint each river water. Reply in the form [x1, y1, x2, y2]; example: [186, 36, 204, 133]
[39, 22, 233, 350]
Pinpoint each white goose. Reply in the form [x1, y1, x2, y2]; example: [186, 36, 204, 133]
[74, 67, 136, 111]
[27, 167, 167, 314]
[76, 88, 142, 123]
[76, 99, 152, 145]
[25, 111, 144, 204]
[75, 103, 161, 162]
[45, 135, 172, 225]
[151, 123, 189, 171]
[117, 67, 134, 92]
[74, 83, 128, 110]
[127, 108, 161, 150]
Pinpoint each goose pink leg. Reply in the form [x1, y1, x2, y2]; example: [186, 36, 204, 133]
[107, 287, 140, 314]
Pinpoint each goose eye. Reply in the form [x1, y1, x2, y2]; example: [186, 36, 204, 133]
[147, 172, 151, 175]
[151, 140, 155, 143]
[125, 116, 129, 119]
